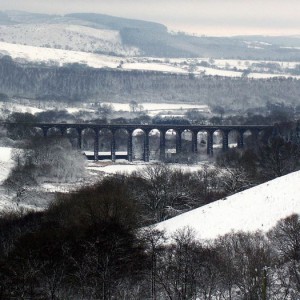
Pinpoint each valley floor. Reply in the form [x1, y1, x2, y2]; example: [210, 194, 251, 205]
[0, 146, 208, 212]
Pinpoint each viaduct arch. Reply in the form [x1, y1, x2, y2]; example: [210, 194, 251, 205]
[5, 123, 275, 162]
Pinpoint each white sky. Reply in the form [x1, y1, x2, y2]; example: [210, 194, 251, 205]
[0, 0, 299, 36]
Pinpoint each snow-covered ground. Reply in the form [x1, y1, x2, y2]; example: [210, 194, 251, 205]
[122, 62, 188, 74]
[0, 41, 299, 79]
[112, 102, 209, 111]
[0, 41, 122, 68]
[196, 66, 243, 77]
[102, 102, 210, 115]
[65, 107, 94, 114]
[248, 72, 300, 80]
[0, 99, 210, 119]
[156, 170, 300, 240]
[0, 101, 43, 114]
[0, 24, 139, 56]
[0, 147, 13, 183]
[87, 161, 208, 175]
[88, 162, 149, 175]
[171, 57, 300, 70]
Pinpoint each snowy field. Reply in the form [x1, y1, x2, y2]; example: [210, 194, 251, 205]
[0, 41, 122, 69]
[108, 102, 209, 111]
[87, 162, 148, 175]
[196, 66, 243, 77]
[156, 170, 300, 240]
[122, 62, 188, 74]
[102, 102, 210, 115]
[87, 161, 208, 175]
[0, 99, 211, 118]
[248, 72, 300, 80]
[0, 41, 299, 79]
[170, 57, 300, 70]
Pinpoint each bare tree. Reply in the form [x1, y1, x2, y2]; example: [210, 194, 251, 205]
[133, 165, 199, 222]
[268, 214, 300, 298]
[214, 232, 273, 299]
[259, 137, 300, 179]
[140, 227, 167, 299]
[129, 100, 138, 113]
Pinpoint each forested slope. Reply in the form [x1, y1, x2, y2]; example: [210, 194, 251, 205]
[0, 56, 300, 108]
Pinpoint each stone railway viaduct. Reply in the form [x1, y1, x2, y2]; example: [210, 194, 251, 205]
[5, 123, 275, 162]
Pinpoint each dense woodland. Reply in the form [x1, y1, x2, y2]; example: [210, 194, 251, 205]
[0, 56, 300, 110]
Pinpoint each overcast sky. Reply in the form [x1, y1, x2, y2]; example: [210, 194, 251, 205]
[0, 0, 299, 36]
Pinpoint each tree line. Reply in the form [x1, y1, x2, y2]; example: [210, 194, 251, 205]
[1, 56, 300, 110]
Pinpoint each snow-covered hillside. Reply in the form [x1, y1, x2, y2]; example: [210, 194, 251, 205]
[0, 41, 122, 68]
[1, 41, 299, 79]
[156, 170, 300, 240]
[0, 23, 139, 56]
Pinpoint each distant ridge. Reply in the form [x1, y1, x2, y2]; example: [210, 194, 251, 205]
[0, 10, 300, 59]
[66, 13, 167, 32]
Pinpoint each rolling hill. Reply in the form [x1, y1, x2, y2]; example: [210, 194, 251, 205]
[0, 10, 300, 60]
[156, 170, 300, 240]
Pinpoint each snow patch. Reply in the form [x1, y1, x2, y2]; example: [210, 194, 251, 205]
[0, 147, 13, 183]
[87, 162, 207, 175]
